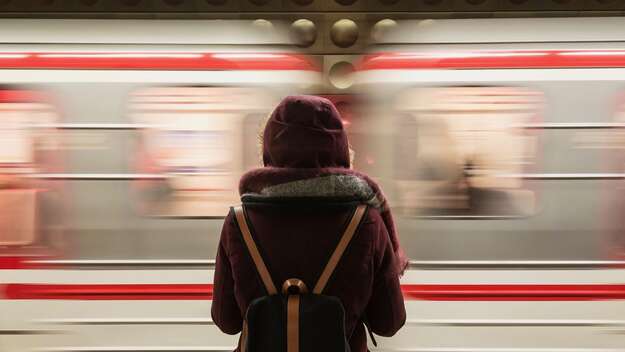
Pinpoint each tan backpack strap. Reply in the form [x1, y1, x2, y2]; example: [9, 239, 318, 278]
[234, 205, 278, 295]
[286, 295, 300, 352]
[313, 204, 367, 294]
[240, 320, 249, 352]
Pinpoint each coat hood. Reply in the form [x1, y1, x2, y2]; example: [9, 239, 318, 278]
[262, 95, 350, 169]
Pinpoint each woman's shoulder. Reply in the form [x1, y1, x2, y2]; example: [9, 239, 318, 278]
[355, 205, 391, 244]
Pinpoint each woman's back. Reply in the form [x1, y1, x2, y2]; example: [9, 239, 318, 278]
[211, 95, 407, 352]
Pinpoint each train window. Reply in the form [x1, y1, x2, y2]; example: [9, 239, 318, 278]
[0, 89, 63, 248]
[393, 86, 542, 217]
[130, 86, 272, 218]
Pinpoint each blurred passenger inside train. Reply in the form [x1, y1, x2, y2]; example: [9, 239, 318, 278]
[393, 86, 539, 217]
[212, 95, 407, 351]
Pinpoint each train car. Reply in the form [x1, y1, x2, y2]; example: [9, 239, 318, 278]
[352, 17, 625, 352]
[0, 18, 320, 351]
[4, 16, 625, 352]
[0, 18, 320, 259]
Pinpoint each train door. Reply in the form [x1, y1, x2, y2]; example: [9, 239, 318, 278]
[0, 88, 65, 258]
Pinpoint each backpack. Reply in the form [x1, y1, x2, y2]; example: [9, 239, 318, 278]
[233, 204, 368, 352]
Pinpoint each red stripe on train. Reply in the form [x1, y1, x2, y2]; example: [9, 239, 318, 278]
[4, 283, 625, 301]
[357, 50, 625, 71]
[402, 284, 625, 301]
[0, 53, 319, 71]
[3, 284, 213, 300]
[0, 256, 55, 269]
[0, 90, 53, 103]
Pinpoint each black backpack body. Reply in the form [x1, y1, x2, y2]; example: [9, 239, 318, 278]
[233, 204, 368, 352]
[245, 294, 348, 352]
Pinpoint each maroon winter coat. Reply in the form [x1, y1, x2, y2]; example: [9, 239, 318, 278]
[212, 95, 407, 352]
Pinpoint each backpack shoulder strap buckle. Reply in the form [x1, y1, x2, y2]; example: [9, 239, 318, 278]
[282, 278, 308, 295]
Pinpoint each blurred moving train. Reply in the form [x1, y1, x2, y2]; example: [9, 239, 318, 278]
[3, 16, 625, 352]
[356, 17, 625, 262]
[0, 19, 320, 261]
